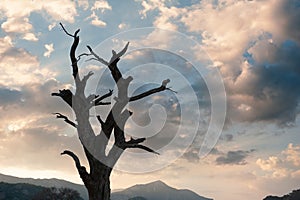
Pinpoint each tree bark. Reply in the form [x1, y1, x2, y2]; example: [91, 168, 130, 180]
[86, 164, 112, 200]
[54, 23, 171, 200]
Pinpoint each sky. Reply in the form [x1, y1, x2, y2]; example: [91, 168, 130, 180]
[0, 0, 300, 200]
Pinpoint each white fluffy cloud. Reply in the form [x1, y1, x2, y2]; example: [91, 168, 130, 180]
[256, 143, 300, 179]
[0, 37, 56, 88]
[138, 0, 181, 30]
[44, 43, 54, 58]
[89, 11, 107, 27]
[91, 0, 112, 12]
[0, 0, 77, 40]
[87, 0, 111, 27]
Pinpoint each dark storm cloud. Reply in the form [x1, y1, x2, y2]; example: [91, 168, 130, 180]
[215, 149, 255, 165]
[227, 37, 300, 126]
[280, 0, 300, 43]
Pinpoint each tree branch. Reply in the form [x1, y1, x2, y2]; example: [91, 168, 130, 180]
[108, 42, 129, 65]
[114, 109, 132, 146]
[61, 150, 90, 184]
[124, 137, 158, 154]
[60, 22, 80, 79]
[124, 144, 160, 155]
[86, 43, 130, 83]
[86, 46, 109, 66]
[126, 137, 146, 144]
[129, 79, 170, 102]
[51, 89, 73, 107]
[94, 89, 113, 105]
[53, 113, 77, 128]
[77, 53, 91, 62]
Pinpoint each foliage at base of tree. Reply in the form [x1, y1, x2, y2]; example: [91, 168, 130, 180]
[0, 182, 83, 200]
[32, 187, 83, 200]
[0, 182, 44, 200]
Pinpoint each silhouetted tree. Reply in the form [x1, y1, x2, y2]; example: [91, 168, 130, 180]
[32, 187, 82, 200]
[52, 23, 171, 200]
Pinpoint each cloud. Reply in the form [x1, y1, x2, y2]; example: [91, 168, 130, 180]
[137, 0, 181, 30]
[277, 0, 300, 43]
[0, 77, 81, 173]
[89, 11, 107, 27]
[256, 143, 300, 179]
[22, 33, 38, 41]
[44, 43, 54, 58]
[77, 0, 89, 10]
[87, 0, 111, 27]
[48, 22, 56, 31]
[226, 39, 300, 125]
[91, 0, 112, 12]
[0, 87, 22, 106]
[176, 0, 300, 126]
[0, 0, 77, 39]
[0, 37, 56, 88]
[0, 116, 84, 171]
[283, 143, 300, 167]
[118, 23, 129, 30]
[216, 149, 254, 165]
[1, 17, 33, 34]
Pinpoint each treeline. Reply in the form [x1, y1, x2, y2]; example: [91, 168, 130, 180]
[0, 182, 83, 200]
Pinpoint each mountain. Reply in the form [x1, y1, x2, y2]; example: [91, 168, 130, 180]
[0, 182, 84, 200]
[0, 173, 212, 200]
[111, 180, 213, 200]
[0, 182, 45, 200]
[0, 173, 88, 200]
[263, 189, 300, 200]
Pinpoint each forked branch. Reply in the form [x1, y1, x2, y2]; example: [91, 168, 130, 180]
[53, 113, 77, 128]
[59, 22, 80, 79]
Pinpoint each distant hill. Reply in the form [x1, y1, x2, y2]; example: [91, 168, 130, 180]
[263, 189, 300, 200]
[0, 182, 45, 200]
[111, 180, 213, 200]
[0, 173, 212, 200]
[0, 182, 84, 200]
[0, 173, 88, 199]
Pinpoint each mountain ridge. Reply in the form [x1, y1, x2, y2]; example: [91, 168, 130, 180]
[112, 180, 213, 200]
[0, 173, 88, 199]
[0, 173, 212, 200]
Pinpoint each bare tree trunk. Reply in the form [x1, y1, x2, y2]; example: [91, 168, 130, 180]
[52, 23, 171, 200]
[87, 164, 111, 200]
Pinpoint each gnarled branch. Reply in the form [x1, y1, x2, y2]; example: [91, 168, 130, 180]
[51, 89, 73, 107]
[124, 144, 159, 155]
[129, 79, 171, 102]
[53, 113, 77, 128]
[86, 43, 130, 83]
[94, 89, 113, 105]
[60, 22, 80, 79]
[126, 137, 146, 144]
[61, 150, 90, 184]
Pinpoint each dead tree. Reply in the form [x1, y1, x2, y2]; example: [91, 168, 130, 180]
[52, 23, 171, 200]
